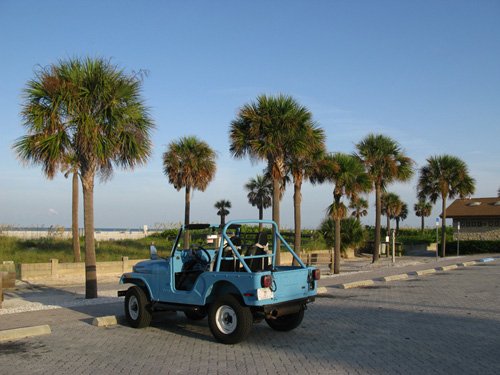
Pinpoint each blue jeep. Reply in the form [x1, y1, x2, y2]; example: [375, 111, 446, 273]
[119, 220, 320, 344]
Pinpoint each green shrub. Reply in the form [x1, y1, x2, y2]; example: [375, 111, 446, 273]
[319, 217, 366, 252]
[439, 241, 500, 256]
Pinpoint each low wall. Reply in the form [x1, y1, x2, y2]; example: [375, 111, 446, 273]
[17, 258, 148, 280]
[1, 230, 155, 241]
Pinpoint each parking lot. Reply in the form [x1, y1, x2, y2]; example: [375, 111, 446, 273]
[1, 261, 499, 375]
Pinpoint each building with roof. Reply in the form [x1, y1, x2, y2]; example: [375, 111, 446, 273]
[445, 197, 500, 240]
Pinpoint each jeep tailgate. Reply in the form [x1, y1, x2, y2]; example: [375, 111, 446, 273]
[271, 267, 312, 300]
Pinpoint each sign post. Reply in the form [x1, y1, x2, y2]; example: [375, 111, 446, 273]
[391, 229, 396, 264]
[435, 217, 440, 261]
[457, 221, 460, 257]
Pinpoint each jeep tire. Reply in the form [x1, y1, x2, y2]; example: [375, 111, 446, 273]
[208, 294, 253, 344]
[265, 307, 304, 331]
[125, 286, 152, 328]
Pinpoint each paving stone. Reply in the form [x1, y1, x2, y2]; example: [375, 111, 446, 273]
[0, 257, 499, 374]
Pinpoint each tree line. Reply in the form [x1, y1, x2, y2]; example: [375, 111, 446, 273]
[13, 57, 476, 298]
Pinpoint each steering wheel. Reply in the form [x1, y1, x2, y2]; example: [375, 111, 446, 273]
[182, 246, 212, 272]
[193, 245, 212, 264]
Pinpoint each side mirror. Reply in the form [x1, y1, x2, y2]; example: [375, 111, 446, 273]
[150, 244, 158, 260]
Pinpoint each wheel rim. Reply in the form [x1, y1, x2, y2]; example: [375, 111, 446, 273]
[215, 305, 237, 334]
[128, 295, 139, 320]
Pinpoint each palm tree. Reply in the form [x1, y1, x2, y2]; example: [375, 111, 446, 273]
[414, 200, 432, 232]
[417, 155, 475, 257]
[356, 134, 414, 263]
[163, 136, 217, 247]
[381, 192, 402, 239]
[15, 57, 154, 298]
[215, 199, 232, 227]
[286, 124, 325, 257]
[395, 202, 408, 233]
[244, 174, 272, 231]
[229, 94, 316, 264]
[349, 197, 369, 222]
[312, 153, 370, 274]
[13, 67, 82, 263]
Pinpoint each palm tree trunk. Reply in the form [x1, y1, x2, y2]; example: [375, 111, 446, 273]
[184, 185, 191, 248]
[373, 183, 381, 263]
[334, 218, 341, 274]
[272, 177, 281, 265]
[293, 178, 302, 260]
[421, 216, 424, 232]
[258, 206, 263, 232]
[441, 197, 447, 257]
[81, 173, 97, 299]
[396, 218, 400, 234]
[72, 172, 81, 263]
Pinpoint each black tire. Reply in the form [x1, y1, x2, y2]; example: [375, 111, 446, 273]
[124, 286, 152, 328]
[208, 294, 253, 344]
[184, 309, 207, 320]
[265, 307, 304, 332]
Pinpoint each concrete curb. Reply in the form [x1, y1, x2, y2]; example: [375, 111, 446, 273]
[317, 287, 328, 294]
[381, 274, 409, 282]
[413, 269, 436, 276]
[338, 280, 374, 289]
[436, 264, 458, 271]
[92, 315, 119, 327]
[0, 324, 51, 342]
[458, 261, 477, 267]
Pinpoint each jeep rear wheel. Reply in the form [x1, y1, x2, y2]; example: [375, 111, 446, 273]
[265, 307, 304, 332]
[208, 295, 253, 344]
[125, 286, 152, 328]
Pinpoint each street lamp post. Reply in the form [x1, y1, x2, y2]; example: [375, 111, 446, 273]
[457, 221, 460, 257]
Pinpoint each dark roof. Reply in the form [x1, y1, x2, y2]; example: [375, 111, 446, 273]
[445, 197, 500, 218]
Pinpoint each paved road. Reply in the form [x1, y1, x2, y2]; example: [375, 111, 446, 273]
[1, 261, 499, 374]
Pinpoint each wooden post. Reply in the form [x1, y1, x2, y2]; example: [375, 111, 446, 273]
[51, 259, 59, 278]
[122, 257, 129, 273]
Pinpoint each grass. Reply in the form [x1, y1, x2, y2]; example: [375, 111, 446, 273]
[0, 235, 173, 264]
[0, 228, 326, 264]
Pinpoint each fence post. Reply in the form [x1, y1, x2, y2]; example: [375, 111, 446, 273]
[122, 257, 129, 273]
[50, 259, 59, 278]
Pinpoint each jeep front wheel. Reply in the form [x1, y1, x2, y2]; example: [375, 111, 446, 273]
[208, 295, 253, 344]
[125, 286, 152, 328]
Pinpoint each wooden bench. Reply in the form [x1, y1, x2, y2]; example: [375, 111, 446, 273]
[301, 253, 332, 270]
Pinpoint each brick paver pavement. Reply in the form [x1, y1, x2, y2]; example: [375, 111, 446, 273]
[0, 258, 499, 374]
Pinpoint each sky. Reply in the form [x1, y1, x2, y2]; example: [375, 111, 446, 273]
[0, 0, 499, 230]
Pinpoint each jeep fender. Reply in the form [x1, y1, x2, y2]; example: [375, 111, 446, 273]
[204, 281, 244, 305]
[120, 275, 154, 301]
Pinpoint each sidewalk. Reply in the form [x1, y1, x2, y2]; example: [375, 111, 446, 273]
[1, 254, 498, 332]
